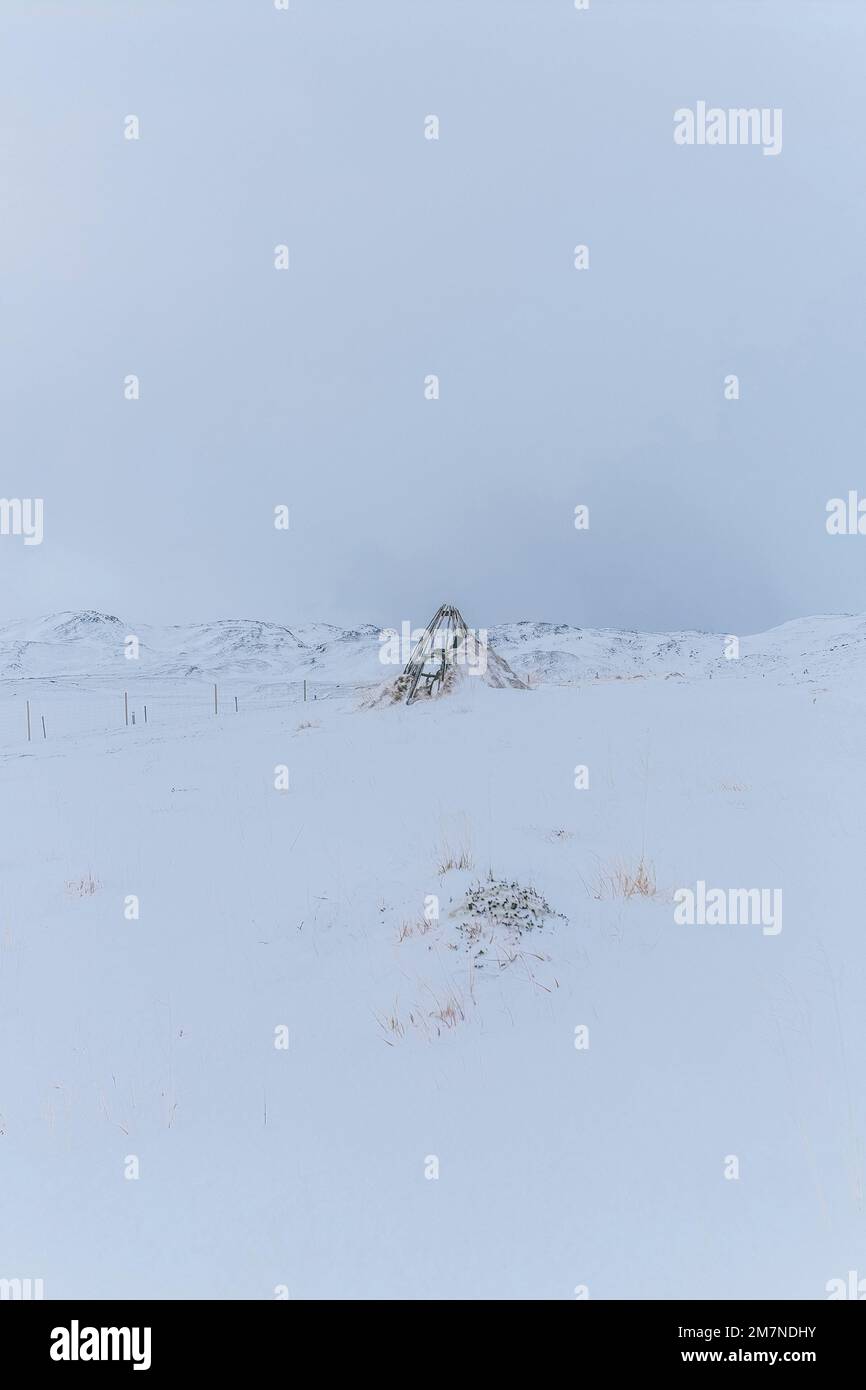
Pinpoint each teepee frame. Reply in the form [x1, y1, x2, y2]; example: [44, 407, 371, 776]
[403, 603, 469, 705]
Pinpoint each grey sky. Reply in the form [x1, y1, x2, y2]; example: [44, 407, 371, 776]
[2, 0, 865, 634]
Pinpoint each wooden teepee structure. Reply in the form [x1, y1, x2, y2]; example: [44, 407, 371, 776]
[402, 603, 469, 705]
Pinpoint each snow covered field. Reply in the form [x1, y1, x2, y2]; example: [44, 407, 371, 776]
[2, 612, 865, 1299]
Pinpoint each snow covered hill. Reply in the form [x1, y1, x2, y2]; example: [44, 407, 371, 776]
[489, 615, 866, 687]
[3, 608, 866, 689]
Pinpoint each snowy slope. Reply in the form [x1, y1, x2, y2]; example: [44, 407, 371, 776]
[490, 615, 866, 688]
[1, 624, 865, 1299]
[3, 608, 866, 689]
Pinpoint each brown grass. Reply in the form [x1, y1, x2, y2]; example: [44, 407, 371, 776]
[396, 915, 434, 942]
[428, 990, 466, 1031]
[437, 841, 474, 874]
[373, 1002, 406, 1044]
[65, 874, 100, 898]
[375, 985, 471, 1042]
[592, 856, 659, 901]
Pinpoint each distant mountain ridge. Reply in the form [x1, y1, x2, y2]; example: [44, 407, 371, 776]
[1, 608, 864, 688]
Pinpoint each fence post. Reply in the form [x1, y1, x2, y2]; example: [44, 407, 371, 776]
[41, 715, 47, 740]
[234, 696, 238, 712]
[124, 691, 129, 727]
[303, 679, 307, 702]
[213, 683, 218, 715]
[26, 699, 31, 742]
[144, 705, 148, 724]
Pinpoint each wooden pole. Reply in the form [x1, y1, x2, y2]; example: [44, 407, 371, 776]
[131, 711, 136, 726]
[234, 695, 238, 712]
[26, 699, 31, 742]
[213, 683, 218, 715]
[41, 715, 47, 740]
[303, 679, 307, 702]
[124, 691, 129, 727]
[144, 705, 148, 724]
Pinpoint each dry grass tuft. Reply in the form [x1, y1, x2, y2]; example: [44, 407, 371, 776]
[396, 915, 434, 942]
[428, 990, 466, 1031]
[65, 874, 100, 898]
[592, 856, 659, 901]
[374, 988, 469, 1042]
[373, 1002, 406, 1044]
[437, 840, 474, 874]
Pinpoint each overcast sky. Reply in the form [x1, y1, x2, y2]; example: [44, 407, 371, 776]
[2, 0, 865, 635]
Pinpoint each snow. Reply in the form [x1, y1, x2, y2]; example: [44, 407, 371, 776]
[1, 613, 864, 1298]
[5, 608, 866, 688]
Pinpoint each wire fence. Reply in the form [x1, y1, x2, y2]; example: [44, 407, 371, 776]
[0, 678, 370, 748]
